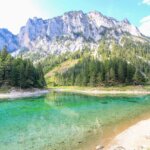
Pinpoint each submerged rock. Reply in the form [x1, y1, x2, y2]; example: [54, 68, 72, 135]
[96, 145, 104, 150]
[113, 146, 126, 150]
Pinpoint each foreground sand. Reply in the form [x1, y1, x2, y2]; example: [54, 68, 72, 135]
[0, 88, 49, 99]
[104, 119, 150, 150]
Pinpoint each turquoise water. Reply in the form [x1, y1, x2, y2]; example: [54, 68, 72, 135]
[0, 92, 150, 150]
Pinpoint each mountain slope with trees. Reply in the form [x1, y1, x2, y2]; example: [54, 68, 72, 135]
[45, 38, 150, 87]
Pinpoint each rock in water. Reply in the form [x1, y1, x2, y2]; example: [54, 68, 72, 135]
[96, 145, 104, 150]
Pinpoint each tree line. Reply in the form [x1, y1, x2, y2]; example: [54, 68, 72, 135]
[56, 57, 147, 86]
[0, 48, 46, 88]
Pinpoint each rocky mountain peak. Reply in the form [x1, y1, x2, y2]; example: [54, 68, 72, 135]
[87, 11, 104, 17]
[122, 18, 130, 24]
[19, 11, 142, 42]
[0, 28, 19, 52]
[0, 10, 146, 60]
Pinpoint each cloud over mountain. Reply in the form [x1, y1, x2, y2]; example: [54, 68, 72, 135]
[139, 16, 150, 36]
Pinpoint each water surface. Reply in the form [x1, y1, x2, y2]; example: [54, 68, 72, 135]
[0, 92, 150, 150]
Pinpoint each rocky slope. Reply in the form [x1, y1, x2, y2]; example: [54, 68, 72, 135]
[0, 29, 19, 52]
[0, 11, 148, 60]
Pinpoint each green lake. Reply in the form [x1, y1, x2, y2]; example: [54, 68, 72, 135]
[0, 92, 150, 150]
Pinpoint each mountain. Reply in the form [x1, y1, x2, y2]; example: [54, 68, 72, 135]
[0, 11, 149, 60]
[17, 11, 143, 58]
[0, 29, 19, 52]
[0, 11, 149, 86]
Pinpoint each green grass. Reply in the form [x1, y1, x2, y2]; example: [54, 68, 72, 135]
[45, 59, 79, 78]
[45, 59, 79, 86]
[49, 85, 150, 92]
[0, 86, 10, 93]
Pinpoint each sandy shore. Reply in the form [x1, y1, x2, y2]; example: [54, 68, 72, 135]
[0, 88, 49, 99]
[54, 88, 150, 95]
[103, 119, 150, 150]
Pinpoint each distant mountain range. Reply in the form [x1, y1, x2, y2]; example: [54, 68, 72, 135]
[0, 29, 19, 52]
[0, 11, 149, 60]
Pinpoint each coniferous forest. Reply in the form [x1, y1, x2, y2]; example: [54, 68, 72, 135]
[57, 57, 146, 86]
[44, 38, 150, 86]
[0, 48, 46, 88]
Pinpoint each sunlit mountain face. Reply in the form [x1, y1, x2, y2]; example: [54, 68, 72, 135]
[0, 11, 148, 59]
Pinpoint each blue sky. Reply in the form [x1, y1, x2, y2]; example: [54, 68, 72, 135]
[0, 0, 150, 35]
[35, 0, 149, 26]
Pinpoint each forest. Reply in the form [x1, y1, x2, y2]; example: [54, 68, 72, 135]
[44, 38, 150, 86]
[56, 57, 146, 86]
[0, 48, 46, 88]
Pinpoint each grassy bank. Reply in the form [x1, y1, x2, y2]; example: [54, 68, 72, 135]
[49, 85, 150, 91]
[49, 85, 150, 96]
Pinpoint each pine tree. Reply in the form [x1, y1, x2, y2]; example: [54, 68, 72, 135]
[118, 62, 125, 83]
[133, 70, 146, 84]
[109, 68, 115, 83]
[1, 47, 8, 61]
[0, 58, 4, 86]
[36, 63, 46, 88]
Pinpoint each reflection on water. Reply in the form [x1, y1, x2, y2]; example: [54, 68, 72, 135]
[0, 92, 150, 150]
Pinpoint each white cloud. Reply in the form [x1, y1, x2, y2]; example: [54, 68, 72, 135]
[0, 0, 47, 34]
[143, 0, 150, 5]
[139, 16, 150, 36]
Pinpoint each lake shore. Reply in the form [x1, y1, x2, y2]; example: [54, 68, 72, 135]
[1, 85, 149, 99]
[51, 85, 150, 96]
[51, 86, 150, 150]
[105, 119, 150, 150]
[0, 88, 49, 99]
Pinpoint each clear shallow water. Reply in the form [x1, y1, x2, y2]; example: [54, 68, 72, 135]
[0, 92, 150, 150]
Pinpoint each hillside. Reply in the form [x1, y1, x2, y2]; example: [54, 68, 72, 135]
[45, 59, 79, 86]
[44, 38, 150, 87]
[45, 59, 79, 78]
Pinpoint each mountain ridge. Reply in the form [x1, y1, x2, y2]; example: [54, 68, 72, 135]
[0, 10, 149, 58]
[0, 28, 19, 52]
